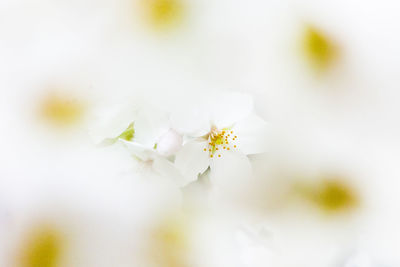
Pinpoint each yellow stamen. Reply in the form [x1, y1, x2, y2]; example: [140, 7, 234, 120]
[205, 126, 238, 155]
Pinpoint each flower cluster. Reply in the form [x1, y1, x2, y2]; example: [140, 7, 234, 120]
[92, 92, 269, 187]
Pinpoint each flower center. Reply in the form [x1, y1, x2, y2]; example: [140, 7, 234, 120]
[148, 216, 189, 267]
[39, 92, 85, 127]
[203, 126, 238, 158]
[18, 225, 64, 267]
[141, 0, 184, 31]
[302, 25, 338, 72]
[294, 177, 359, 213]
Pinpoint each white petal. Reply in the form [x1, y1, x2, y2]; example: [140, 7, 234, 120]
[156, 129, 183, 156]
[89, 105, 137, 144]
[210, 150, 252, 189]
[233, 113, 269, 155]
[152, 156, 190, 187]
[174, 140, 210, 183]
[133, 108, 170, 147]
[210, 92, 254, 129]
[120, 140, 156, 161]
[170, 104, 211, 137]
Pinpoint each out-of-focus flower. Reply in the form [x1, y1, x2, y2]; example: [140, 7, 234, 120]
[143, 213, 191, 267]
[0, 194, 85, 267]
[36, 90, 87, 129]
[341, 251, 376, 267]
[291, 174, 359, 215]
[0, 139, 183, 266]
[2, 71, 103, 145]
[236, 225, 276, 267]
[237, 130, 366, 220]
[134, 210, 245, 267]
[172, 92, 268, 183]
[15, 223, 66, 267]
[139, 0, 185, 32]
[205, 128, 373, 267]
[301, 25, 340, 74]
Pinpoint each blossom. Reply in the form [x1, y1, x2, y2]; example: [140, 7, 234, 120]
[121, 109, 188, 186]
[90, 104, 188, 186]
[171, 92, 269, 184]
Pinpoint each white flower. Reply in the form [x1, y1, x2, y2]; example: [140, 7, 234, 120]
[131, 209, 246, 267]
[172, 92, 269, 184]
[119, 107, 182, 159]
[90, 103, 188, 186]
[121, 108, 188, 186]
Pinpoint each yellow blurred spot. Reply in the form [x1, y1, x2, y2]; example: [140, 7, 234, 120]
[39, 93, 85, 127]
[149, 217, 188, 267]
[302, 25, 338, 72]
[295, 177, 359, 213]
[141, 0, 184, 31]
[18, 226, 64, 267]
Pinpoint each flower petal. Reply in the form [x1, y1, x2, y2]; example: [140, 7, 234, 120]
[89, 105, 138, 144]
[120, 140, 156, 161]
[233, 113, 269, 155]
[174, 140, 210, 183]
[152, 156, 190, 187]
[170, 104, 210, 137]
[210, 150, 252, 189]
[156, 129, 183, 156]
[210, 92, 253, 129]
[133, 108, 170, 147]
